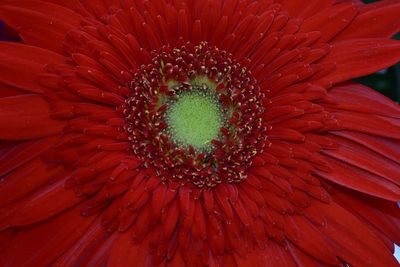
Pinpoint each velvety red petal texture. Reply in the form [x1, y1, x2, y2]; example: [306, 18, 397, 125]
[0, 0, 82, 53]
[334, 1, 400, 40]
[0, 95, 65, 140]
[0, 203, 98, 267]
[0, 0, 399, 267]
[317, 39, 400, 86]
[0, 42, 66, 93]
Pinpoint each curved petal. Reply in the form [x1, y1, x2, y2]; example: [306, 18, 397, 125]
[0, 202, 97, 267]
[0, 83, 25, 98]
[334, 1, 400, 40]
[0, 158, 62, 207]
[315, 156, 400, 201]
[0, 42, 66, 93]
[274, 0, 334, 19]
[0, 0, 82, 53]
[42, 0, 90, 16]
[316, 38, 400, 86]
[306, 202, 399, 267]
[233, 242, 298, 267]
[299, 2, 358, 42]
[326, 83, 400, 118]
[0, 176, 83, 229]
[0, 137, 58, 176]
[324, 135, 400, 187]
[108, 231, 151, 267]
[53, 221, 116, 267]
[0, 95, 65, 140]
[333, 130, 400, 165]
[284, 215, 339, 265]
[331, 187, 400, 245]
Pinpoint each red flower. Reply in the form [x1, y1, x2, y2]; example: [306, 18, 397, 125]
[1, 0, 400, 266]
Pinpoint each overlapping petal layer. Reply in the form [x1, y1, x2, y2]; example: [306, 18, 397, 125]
[0, 0, 399, 266]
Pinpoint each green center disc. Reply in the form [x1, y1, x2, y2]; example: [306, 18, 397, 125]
[165, 89, 224, 152]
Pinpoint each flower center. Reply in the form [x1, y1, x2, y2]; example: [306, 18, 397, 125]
[165, 87, 224, 152]
[123, 42, 266, 188]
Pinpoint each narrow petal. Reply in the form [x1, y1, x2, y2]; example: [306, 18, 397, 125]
[335, 1, 400, 40]
[288, 243, 332, 267]
[108, 231, 150, 267]
[331, 187, 400, 245]
[42, 0, 90, 15]
[234, 242, 298, 267]
[284, 215, 339, 265]
[53, 221, 115, 266]
[0, 83, 25, 98]
[0, 0, 82, 53]
[0, 158, 62, 207]
[316, 38, 400, 86]
[333, 130, 400, 165]
[315, 157, 400, 201]
[274, 0, 334, 19]
[334, 110, 400, 139]
[300, 3, 358, 42]
[307, 202, 399, 267]
[0, 203, 97, 267]
[324, 135, 400, 186]
[0, 42, 66, 93]
[0, 95, 65, 140]
[327, 83, 400, 118]
[0, 137, 58, 177]
[0, 177, 82, 229]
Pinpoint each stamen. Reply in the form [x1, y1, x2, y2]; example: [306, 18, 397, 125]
[122, 42, 266, 188]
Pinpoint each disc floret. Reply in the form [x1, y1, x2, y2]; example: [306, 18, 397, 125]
[165, 86, 225, 153]
[123, 42, 266, 188]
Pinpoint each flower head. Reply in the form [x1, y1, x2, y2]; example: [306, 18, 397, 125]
[0, 0, 400, 266]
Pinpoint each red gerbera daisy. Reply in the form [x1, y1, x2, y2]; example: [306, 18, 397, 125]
[1, 0, 400, 266]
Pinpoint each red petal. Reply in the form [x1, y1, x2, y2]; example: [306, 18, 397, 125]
[335, 1, 400, 40]
[0, 95, 65, 140]
[317, 38, 400, 86]
[333, 130, 400, 165]
[0, 0, 82, 53]
[284, 215, 339, 265]
[306, 202, 399, 267]
[316, 156, 400, 201]
[300, 3, 358, 42]
[327, 83, 400, 118]
[331, 187, 400, 245]
[274, 0, 334, 19]
[108, 231, 150, 267]
[0, 202, 97, 267]
[0, 82, 25, 98]
[0, 177, 82, 228]
[42, 0, 90, 15]
[334, 110, 400, 139]
[80, 0, 119, 17]
[0, 42, 66, 93]
[234, 241, 298, 267]
[0, 137, 58, 176]
[83, 234, 116, 267]
[53, 221, 115, 267]
[0, 158, 61, 207]
[288, 242, 331, 267]
[0, 229, 14, 252]
[324, 135, 400, 186]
